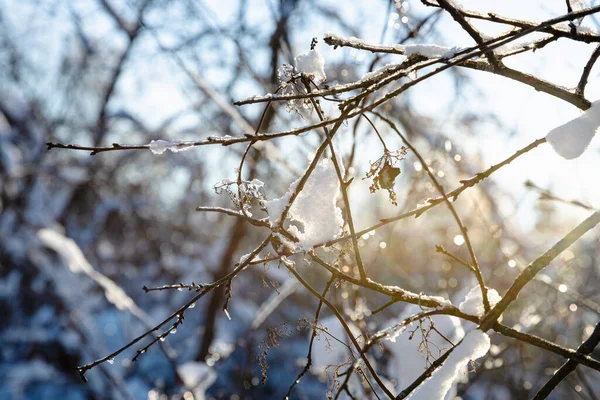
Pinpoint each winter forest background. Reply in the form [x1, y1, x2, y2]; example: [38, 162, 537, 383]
[2, 0, 600, 399]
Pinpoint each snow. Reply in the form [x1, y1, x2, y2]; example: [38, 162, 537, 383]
[324, 32, 366, 48]
[37, 229, 141, 314]
[384, 305, 465, 397]
[429, 295, 453, 308]
[402, 44, 460, 58]
[149, 139, 195, 154]
[554, 21, 598, 35]
[177, 361, 217, 400]
[407, 329, 491, 400]
[363, 63, 398, 79]
[239, 252, 254, 265]
[266, 158, 343, 249]
[428, 0, 465, 10]
[264, 191, 293, 225]
[458, 286, 502, 317]
[294, 49, 326, 84]
[492, 40, 535, 56]
[546, 100, 600, 159]
[570, 0, 585, 11]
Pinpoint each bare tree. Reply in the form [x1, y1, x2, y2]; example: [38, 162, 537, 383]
[3, 1, 600, 399]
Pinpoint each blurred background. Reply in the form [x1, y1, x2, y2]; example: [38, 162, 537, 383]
[1, 0, 600, 399]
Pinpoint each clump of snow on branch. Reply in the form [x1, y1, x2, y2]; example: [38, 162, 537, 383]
[264, 158, 343, 249]
[177, 361, 217, 400]
[458, 286, 502, 317]
[545, 100, 600, 159]
[554, 22, 598, 35]
[294, 49, 326, 84]
[264, 191, 293, 225]
[149, 139, 195, 155]
[407, 329, 491, 400]
[427, 0, 465, 10]
[384, 305, 464, 396]
[401, 44, 460, 59]
[324, 32, 365, 47]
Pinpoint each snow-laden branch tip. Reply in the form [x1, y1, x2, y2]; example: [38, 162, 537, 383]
[407, 329, 491, 399]
[546, 100, 600, 159]
[458, 286, 502, 317]
[294, 49, 326, 84]
[402, 44, 461, 59]
[149, 139, 195, 154]
[324, 32, 460, 59]
[427, 0, 465, 10]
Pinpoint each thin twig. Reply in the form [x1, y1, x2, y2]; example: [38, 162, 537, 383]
[525, 180, 596, 211]
[284, 276, 336, 398]
[435, 245, 475, 273]
[577, 44, 600, 95]
[280, 257, 396, 400]
[77, 235, 272, 381]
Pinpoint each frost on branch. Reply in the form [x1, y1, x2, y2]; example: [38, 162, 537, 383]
[274, 47, 326, 116]
[264, 158, 343, 249]
[149, 139, 195, 154]
[407, 330, 491, 400]
[294, 49, 326, 84]
[546, 100, 600, 159]
[458, 286, 502, 317]
[214, 178, 265, 215]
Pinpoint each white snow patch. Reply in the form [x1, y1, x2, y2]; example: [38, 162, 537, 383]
[239, 253, 252, 265]
[149, 139, 195, 154]
[265, 158, 343, 249]
[428, 0, 465, 10]
[429, 295, 453, 308]
[402, 44, 460, 58]
[407, 329, 490, 399]
[546, 100, 600, 159]
[458, 286, 502, 317]
[264, 191, 293, 225]
[37, 229, 144, 316]
[177, 361, 216, 400]
[295, 49, 327, 84]
[554, 21, 598, 35]
[363, 63, 402, 81]
[325, 32, 366, 47]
